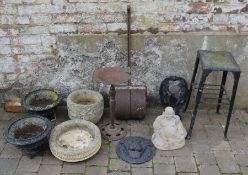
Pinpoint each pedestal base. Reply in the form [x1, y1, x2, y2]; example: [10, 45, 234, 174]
[100, 123, 127, 141]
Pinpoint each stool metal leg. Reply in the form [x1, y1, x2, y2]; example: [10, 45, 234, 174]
[184, 56, 200, 112]
[224, 72, 240, 141]
[216, 71, 228, 114]
[186, 71, 210, 139]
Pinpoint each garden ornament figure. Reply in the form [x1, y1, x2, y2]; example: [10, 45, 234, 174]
[152, 107, 187, 150]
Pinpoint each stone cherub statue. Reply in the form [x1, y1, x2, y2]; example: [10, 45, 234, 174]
[152, 107, 187, 150]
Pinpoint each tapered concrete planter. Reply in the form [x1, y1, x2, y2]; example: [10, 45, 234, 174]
[49, 119, 101, 162]
[67, 89, 104, 124]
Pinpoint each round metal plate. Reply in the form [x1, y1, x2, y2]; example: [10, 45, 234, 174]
[93, 67, 130, 85]
[116, 136, 156, 164]
[100, 123, 127, 141]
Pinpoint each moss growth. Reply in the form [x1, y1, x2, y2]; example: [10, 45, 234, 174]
[240, 118, 248, 125]
[207, 52, 234, 68]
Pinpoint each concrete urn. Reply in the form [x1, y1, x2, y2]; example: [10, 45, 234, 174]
[67, 89, 104, 124]
[152, 107, 187, 150]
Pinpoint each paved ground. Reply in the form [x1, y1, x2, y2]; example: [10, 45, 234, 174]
[0, 106, 248, 175]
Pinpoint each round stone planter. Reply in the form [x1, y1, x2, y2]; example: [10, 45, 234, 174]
[22, 89, 62, 120]
[49, 119, 101, 162]
[67, 89, 104, 124]
[3, 115, 52, 158]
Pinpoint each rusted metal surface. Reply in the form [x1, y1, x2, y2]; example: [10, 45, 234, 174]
[127, 5, 131, 86]
[93, 67, 130, 141]
[100, 122, 127, 141]
[93, 67, 130, 85]
[115, 85, 147, 120]
[115, 5, 147, 120]
[100, 85, 127, 141]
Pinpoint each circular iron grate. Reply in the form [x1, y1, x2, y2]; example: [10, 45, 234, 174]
[116, 136, 156, 164]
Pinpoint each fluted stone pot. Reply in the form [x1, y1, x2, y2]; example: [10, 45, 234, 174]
[67, 89, 104, 124]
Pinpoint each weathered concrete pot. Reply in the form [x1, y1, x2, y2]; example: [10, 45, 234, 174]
[22, 89, 62, 120]
[67, 89, 104, 124]
[49, 119, 101, 162]
[3, 115, 52, 158]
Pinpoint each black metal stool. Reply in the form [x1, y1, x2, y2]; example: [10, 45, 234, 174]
[184, 50, 241, 140]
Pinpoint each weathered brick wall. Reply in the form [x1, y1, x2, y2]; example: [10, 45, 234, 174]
[0, 0, 248, 107]
[2, 0, 248, 34]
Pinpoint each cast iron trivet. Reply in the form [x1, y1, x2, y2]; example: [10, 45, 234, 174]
[159, 76, 189, 116]
[116, 136, 156, 164]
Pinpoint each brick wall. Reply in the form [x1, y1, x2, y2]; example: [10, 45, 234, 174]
[0, 0, 248, 106]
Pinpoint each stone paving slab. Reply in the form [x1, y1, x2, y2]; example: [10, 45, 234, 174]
[174, 156, 198, 173]
[154, 164, 175, 175]
[0, 107, 247, 175]
[172, 141, 193, 156]
[86, 166, 107, 175]
[191, 140, 211, 153]
[235, 154, 248, 166]
[132, 167, 153, 175]
[229, 139, 248, 154]
[199, 165, 220, 175]
[214, 150, 240, 174]
[61, 162, 85, 174]
[131, 160, 152, 168]
[16, 156, 42, 173]
[42, 150, 63, 165]
[0, 139, 6, 153]
[178, 173, 199, 175]
[108, 171, 130, 175]
[109, 141, 119, 159]
[208, 137, 231, 151]
[195, 153, 216, 165]
[0, 158, 19, 174]
[86, 152, 108, 166]
[0, 121, 9, 139]
[0, 143, 22, 159]
[109, 159, 131, 172]
[153, 152, 174, 164]
[15, 172, 38, 175]
[38, 164, 62, 175]
[241, 166, 248, 175]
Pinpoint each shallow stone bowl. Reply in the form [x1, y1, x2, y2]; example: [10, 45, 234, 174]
[67, 89, 104, 124]
[22, 89, 62, 112]
[49, 119, 101, 162]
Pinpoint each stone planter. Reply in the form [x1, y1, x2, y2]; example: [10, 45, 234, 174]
[67, 89, 104, 124]
[49, 119, 101, 162]
[3, 115, 52, 158]
[22, 89, 62, 120]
